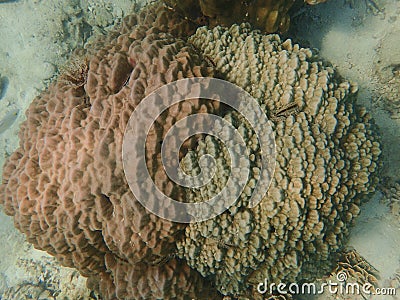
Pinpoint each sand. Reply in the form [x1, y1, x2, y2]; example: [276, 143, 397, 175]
[0, 0, 399, 299]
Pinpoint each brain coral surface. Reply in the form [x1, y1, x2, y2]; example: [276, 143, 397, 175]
[0, 3, 380, 300]
[0, 3, 221, 300]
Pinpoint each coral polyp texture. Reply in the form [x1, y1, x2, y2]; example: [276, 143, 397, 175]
[0, 3, 220, 300]
[163, 0, 328, 34]
[313, 249, 380, 300]
[0, 2, 380, 300]
[177, 24, 381, 297]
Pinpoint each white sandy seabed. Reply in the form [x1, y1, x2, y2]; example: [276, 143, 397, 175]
[0, 0, 399, 299]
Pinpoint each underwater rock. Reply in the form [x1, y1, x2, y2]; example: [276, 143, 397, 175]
[373, 28, 400, 118]
[163, 0, 328, 34]
[0, 256, 97, 300]
[382, 180, 400, 220]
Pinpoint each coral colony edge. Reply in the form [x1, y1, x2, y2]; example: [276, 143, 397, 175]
[0, 1, 381, 299]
